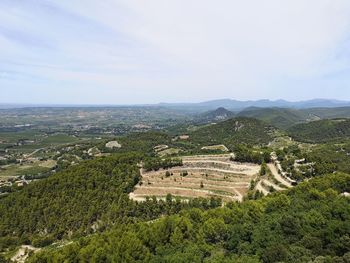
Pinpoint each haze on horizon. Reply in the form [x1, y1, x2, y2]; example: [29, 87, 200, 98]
[1, 0, 350, 105]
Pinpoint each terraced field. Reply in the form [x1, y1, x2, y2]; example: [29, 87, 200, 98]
[130, 154, 260, 202]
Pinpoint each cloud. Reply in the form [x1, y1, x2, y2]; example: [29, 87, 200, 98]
[1, 0, 350, 103]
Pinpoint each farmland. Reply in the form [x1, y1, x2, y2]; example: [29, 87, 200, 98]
[130, 154, 260, 202]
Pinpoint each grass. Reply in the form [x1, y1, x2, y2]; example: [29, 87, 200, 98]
[2, 133, 81, 155]
[0, 131, 41, 143]
[41, 134, 79, 145]
[0, 160, 56, 178]
[157, 148, 181, 157]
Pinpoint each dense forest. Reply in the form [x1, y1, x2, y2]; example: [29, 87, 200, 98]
[28, 173, 350, 263]
[288, 119, 350, 143]
[232, 144, 271, 164]
[0, 153, 222, 252]
[191, 117, 274, 149]
[110, 132, 172, 155]
[143, 157, 183, 171]
[237, 107, 310, 129]
[0, 153, 142, 249]
[236, 106, 350, 129]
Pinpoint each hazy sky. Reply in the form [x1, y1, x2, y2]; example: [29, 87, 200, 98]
[1, 0, 350, 104]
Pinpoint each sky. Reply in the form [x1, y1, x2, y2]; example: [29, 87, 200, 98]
[1, 0, 350, 104]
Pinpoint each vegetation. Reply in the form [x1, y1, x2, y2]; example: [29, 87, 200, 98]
[232, 145, 271, 164]
[143, 157, 183, 171]
[0, 153, 223, 253]
[304, 142, 350, 175]
[288, 119, 350, 143]
[190, 117, 274, 149]
[116, 132, 172, 155]
[195, 107, 235, 124]
[237, 107, 311, 129]
[1, 106, 350, 262]
[300, 107, 350, 119]
[0, 153, 142, 249]
[28, 173, 350, 263]
[237, 106, 350, 129]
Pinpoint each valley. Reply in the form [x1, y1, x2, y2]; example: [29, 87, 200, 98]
[0, 104, 350, 263]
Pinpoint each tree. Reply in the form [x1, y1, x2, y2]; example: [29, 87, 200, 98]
[260, 161, 267, 176]
[202, 218, 227, 243]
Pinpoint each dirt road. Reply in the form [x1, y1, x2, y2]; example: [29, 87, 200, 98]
[255, 180, 269, 196]
[267, 163, 292, 188]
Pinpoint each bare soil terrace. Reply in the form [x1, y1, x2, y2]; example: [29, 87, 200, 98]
[130, 154, 260, 202]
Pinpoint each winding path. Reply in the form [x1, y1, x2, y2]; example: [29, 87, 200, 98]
[255, 180, 269, 196]
[267, 163, 292, 188]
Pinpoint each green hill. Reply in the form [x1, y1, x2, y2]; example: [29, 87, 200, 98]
[288, 118, 350, 143]
[236, 106, 350, 130]
[190, 117, 275, 148]
[0, 154, 142, 249]
[195, 107, 235, 123]
[0, 153, 221, 251]
[301, 107, 350, 119]
[237, 107, 312, 129]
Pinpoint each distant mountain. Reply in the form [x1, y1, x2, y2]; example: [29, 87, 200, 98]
[2, 99, 350, 111]
[235, 106, 350, 129]
[294, 99, 350, 108]
[159, 98, 350, 113]
[195, 107, 235, 123]
[0, 103, 36, 109]
[190, 117, 274, 147]
[288, 118, 350, 143]
[300, 107, 350, 119]
[197, 99, 291, 109]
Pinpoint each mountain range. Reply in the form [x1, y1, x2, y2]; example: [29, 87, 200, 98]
[196, 105, 350, 129]
[159, 98, 350, 112]
[2, 98, 350, 111]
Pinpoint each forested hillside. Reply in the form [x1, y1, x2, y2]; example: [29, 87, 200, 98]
[236, 107, 350, 129]
[190, 117, 274, 148]
[301, 107, 350, 119]
[237, 107, 310, 129]
[0, 153, 142, 249]
[28, 173, 350, 263]
[195, 107, 235, 123]
[288, 119, 350, 143]
[0, 153, 222, 252]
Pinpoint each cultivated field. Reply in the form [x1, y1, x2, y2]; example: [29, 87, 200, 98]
[130, 154, 260, 202]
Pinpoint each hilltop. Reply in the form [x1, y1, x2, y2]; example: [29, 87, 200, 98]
[236, 107, 310, 129]
[195, 107, 235, 123]
[190, 117, 274, 148]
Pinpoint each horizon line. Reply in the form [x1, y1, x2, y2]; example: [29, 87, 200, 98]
[0, 98, 349, 107]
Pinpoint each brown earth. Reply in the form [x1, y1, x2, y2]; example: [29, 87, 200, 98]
[130, 154, 260, 202]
